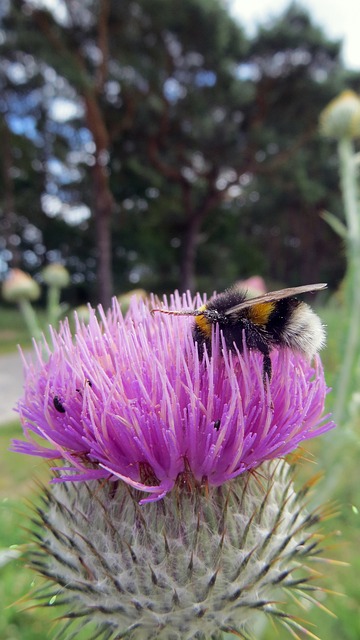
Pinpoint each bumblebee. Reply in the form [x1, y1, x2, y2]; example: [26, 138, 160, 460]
[152, 283, 326, 381]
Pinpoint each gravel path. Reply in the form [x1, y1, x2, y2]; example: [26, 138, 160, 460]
[0, 351, 25, 425]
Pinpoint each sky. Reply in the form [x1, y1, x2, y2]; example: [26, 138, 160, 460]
[36, 0, 360, 70]
[230, 0, 360, 70]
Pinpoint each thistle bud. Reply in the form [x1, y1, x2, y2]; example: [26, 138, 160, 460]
[2, 269, 40, 303]
[41, 263, 70, 288]
[320, 90, 360, 140]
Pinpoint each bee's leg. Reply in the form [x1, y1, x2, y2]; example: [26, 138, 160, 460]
[246, 331, 272, 385]
[262, 352, 272, 385]
[192, 325, 209, 358]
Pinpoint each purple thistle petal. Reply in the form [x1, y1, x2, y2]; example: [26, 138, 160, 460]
[12, 293, 335, 502]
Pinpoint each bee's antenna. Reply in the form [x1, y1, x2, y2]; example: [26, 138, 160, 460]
[151, 307, 198, 317]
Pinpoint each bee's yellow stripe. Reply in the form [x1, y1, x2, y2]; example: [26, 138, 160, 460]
[248, 301, 275, 326]
[194, 304, 212, 338]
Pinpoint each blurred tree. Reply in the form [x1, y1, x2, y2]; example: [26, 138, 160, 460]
[109, 3, 350, 292]
[2, 0, 116, 306]
[0, 1, 356, 301]
[234, 6, 347, 287]
[0, 0, 93, 296]
[1, 0, 250, 300]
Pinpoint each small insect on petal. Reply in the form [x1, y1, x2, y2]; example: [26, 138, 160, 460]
[53, 396, 66, 413]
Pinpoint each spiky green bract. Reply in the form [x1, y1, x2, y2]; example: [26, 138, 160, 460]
[29, 459, 327, 640]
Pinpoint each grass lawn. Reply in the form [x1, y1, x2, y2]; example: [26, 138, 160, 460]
[0, 306, 36, 354]
[0, 422, 52, 640]
[0, 423, 94, 640]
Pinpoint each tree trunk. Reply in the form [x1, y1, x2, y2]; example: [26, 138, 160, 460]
[180, 215, 202, 294]
[0, 116, 21, 267]
[179, 177, 221, 294]
[83, 92, 115, 308]
[29, 1, 115, 307]
[92, 158, 114, 308]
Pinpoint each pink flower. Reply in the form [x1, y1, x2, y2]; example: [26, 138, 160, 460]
[12, 293, 334, 503]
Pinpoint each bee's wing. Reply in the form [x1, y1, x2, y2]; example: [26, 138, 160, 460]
[224, 283, 327, 316]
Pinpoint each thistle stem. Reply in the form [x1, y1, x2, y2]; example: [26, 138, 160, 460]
[18, 298, 42, 341]
[318, 136, 360, 504]
[333, 137, 360, 426]
[47, 284, 61, 326]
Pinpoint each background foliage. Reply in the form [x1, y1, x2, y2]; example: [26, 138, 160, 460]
[1, 0, 359, 306]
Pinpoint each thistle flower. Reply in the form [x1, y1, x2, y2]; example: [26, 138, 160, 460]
[13, 293, 333, 502]
[13, 293, 335, 639]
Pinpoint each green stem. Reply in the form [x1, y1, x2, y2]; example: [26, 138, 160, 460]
[18, 299, 42, 341]
[333, 137, 360, 426]
[318, 137, 360, 504]
[47, 285, 61, 326]
[338, 137, 360, 238]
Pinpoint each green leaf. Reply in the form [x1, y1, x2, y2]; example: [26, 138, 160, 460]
[321, 210, 348, 239]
